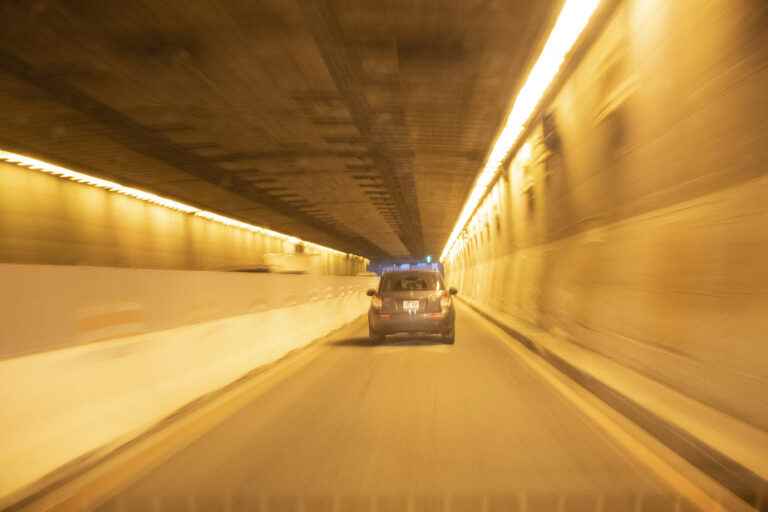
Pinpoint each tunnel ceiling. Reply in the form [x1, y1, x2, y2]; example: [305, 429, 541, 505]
[0, 0, 557, 259]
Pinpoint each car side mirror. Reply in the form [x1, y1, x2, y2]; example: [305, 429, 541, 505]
[449, 287, 458, 295]
[366, 289, 377, 297]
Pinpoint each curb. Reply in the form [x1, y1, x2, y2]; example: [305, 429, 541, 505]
[458, 296, 768, 511]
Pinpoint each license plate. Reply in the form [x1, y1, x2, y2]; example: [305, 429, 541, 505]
[403, 300, 420, 314]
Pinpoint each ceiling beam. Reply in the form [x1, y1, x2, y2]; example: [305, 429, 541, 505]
[298, 0, 425, 257]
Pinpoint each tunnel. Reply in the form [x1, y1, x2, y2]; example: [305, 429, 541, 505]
[0, 1, 767, 511]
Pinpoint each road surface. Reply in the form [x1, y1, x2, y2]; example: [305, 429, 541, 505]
[96, 304, 693, 511]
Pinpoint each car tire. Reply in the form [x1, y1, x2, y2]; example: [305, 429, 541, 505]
[443, 326, 455, 345]
[369, 328, 384, 344]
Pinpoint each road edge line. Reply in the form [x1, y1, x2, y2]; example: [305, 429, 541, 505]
[5, 315, 368, 512]
[461, 298, 764, 511]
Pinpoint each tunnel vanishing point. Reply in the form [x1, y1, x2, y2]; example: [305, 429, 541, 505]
[1, 1, 767, 511]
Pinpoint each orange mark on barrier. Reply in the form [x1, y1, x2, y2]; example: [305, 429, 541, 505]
[77, 309, 145, 332]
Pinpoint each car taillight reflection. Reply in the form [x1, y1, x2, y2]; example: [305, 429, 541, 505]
[440, 291, 451, 310]
[371, 295, 383, 310]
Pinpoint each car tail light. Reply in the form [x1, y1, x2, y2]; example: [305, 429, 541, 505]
[371, 295, 383, 310]
[440, 291, 451, 310]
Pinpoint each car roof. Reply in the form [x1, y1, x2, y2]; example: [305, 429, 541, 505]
[382, 270, 441, 278]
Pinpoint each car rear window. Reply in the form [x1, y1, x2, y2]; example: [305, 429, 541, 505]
[381, 272, 443, 292]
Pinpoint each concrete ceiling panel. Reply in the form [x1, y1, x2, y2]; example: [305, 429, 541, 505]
[0, 0, 558, 259]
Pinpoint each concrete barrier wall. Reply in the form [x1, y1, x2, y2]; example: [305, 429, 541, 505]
[445, 0, 768, 430]
[0, 264, 377, 503]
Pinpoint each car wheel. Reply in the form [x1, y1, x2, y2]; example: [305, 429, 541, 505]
[443, 326, 455, 345]
[369, 327, 384, 344]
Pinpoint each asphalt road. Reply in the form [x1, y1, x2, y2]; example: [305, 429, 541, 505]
[96, 304, 693, 512]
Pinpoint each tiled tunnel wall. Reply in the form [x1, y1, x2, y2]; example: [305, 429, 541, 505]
[444, 0, 768, 430]
[0, 160, 368, 275]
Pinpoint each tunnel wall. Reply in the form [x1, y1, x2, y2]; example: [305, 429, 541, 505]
[0, 263, 377, 503]
[0, 160, 367, 275]
[444, 0, 768, 431]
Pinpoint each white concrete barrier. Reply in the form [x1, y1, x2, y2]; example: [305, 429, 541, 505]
[0, 264, 377, 503]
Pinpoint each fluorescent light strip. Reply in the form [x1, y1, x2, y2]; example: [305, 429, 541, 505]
[0, 150, 200, 213]
[440, 0, 600, 261]
[0, 149, 356, 258]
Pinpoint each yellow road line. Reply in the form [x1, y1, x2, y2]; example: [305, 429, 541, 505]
[16, 316, 368, 512]
[459, 303, 738, 512]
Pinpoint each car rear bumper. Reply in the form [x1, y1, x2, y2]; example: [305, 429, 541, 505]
[369, 310, 453, 335]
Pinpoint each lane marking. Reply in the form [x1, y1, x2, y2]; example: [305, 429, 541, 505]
[458, 303, 739, 512]
[12, 317, 369, 512]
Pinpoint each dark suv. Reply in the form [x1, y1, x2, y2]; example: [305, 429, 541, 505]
[367, 270, 457, 344]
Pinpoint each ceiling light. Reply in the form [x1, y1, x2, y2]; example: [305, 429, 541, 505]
[440, 0, 600, 261]
[0, 149, 358, 260]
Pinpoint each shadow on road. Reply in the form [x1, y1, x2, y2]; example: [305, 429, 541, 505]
[331, 334, 447, 347]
